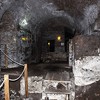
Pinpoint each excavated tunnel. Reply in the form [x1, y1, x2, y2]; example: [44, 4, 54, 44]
[0, 9, 76, 100]
[29, 17, 75, 65]
[0, 0, 100, 100]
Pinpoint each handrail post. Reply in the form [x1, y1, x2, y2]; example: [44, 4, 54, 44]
[4, 44, 8, 68]
[4, 75, 10, 100]
[24, 64, 28, 97]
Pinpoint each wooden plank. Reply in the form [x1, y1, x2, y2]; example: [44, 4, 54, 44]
[4, 75, 10, 100]
[44, 80, 71, 83]
[44, 91, 70, 94]
[24, 64, 28, 97]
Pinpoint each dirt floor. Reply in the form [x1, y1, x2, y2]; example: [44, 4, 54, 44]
[0, 63, 100, 100]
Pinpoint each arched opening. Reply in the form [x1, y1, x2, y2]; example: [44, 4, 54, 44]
[30, 17, 76, 68]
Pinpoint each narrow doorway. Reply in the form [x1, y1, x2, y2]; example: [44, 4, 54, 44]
[47, 40, 55, 52]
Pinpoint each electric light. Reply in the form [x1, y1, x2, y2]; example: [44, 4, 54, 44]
[57, 36, 61, 41]
[21, 37, 28, 41]
[20, 19, 28, 27]
[48, 42, 50, 46]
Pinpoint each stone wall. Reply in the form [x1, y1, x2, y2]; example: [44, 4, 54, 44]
[0, 11, 33, 68]
[0, 11, 19, 68]
[73, 35, 100, 86]
[73, 35, 100, 99]
[41, 30, 68, 63]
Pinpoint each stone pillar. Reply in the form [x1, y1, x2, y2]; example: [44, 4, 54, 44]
[69, 39, 74, 67]
[73, 35, 100, 86]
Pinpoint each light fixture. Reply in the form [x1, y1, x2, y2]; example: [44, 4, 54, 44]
[57, 36, 61, 41]
[21, 37, 28, 41]
[20, 19, 28, 27]
[48, 42, 50, 46]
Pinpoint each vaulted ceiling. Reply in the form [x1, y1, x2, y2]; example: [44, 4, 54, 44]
[0, 0, 100, 34]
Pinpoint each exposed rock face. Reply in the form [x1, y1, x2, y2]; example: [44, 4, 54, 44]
[73, 35, 100, 99]
[0, 0, 100, 99]
[0, 0, 100, 34]
[73, 35, 100, 86]
[0, 0, 100, 67]
[74, 56, 100, 86]
[0, 11, 18, 67]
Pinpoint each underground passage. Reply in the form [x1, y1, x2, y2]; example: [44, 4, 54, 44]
[0, 0, 100, 100]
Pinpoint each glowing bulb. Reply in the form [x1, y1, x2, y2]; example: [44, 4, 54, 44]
[57, 36, 61, 41]
[20, 19, 28, 27]
[48, 42, 50, 46]
[21, 37, 28, 41]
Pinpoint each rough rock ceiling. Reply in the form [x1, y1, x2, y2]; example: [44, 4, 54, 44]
[0, 0, 100, 34]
